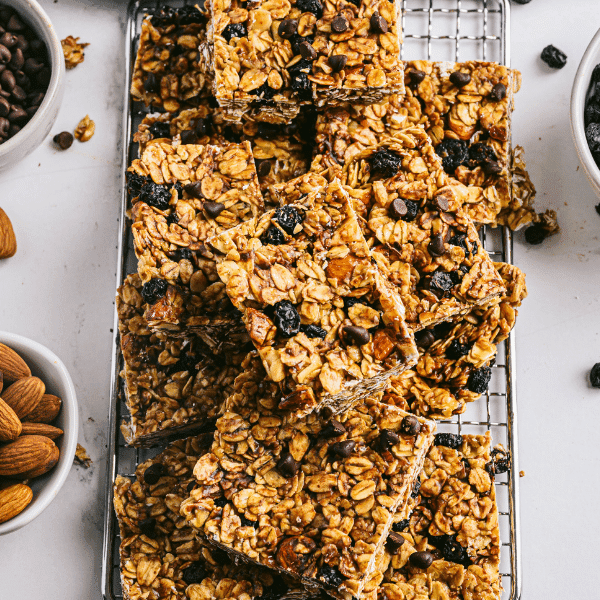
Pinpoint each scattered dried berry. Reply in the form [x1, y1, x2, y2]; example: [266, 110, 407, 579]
[524, 223, 548, 245]
[274, 205, 304, 234]
[260, 577, 290, 600]
[319, 565, 344, 588]
[177, 5, 204, 24]
[468, 142, 497, 168]
[250, 82, 277, 103]
[152, 6, 177, 26]
[261, 225, 287, 246]
[273, 300, 301, 338]
[392, 519, 410, 532]
[139, 181, 171, 210]
[586, 122, 600, 154]
[289, 58, 313, 97]
[436, 138, 469, 173]
[296, 0, 323, 18]
[126, 172, 148, 199]
[541, 44, 567, 69]
[446, 339, 471, 359]
[222, 23, 246, 42]
[181, 562, 207, 584]
[149, 121, 171, 138]
[53, 131, 73, 149]
[468, 366, 492, 394]
[411, 478, 421, 498]
[343, 296, 365, 311]
[436, 534, 472, 566]
[300, 324, 327, 339]
[590, 362, 600, 388]
[370, 147, 403, 178]
[141, 279, 168, 304]
[434, 433, 463, 449]
[429, 271, 454, 293]
[143, 462, 165, 485]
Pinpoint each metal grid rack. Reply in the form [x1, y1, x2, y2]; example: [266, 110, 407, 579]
[102, 1, 521, 599]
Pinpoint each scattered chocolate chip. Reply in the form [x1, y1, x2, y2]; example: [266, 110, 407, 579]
[277, 452, 299, 477]
[184, 181, 204, 199]
[321, 419, 346, 438]
[490, 82, 507, 101]
[428, 233, 446, 257]
[409, 69, 426, 85]
[590, 363, 600, 388]
[328, 54, 347, 72]
[541, 44, 567, 69]
[370, 11, 388, 33]
[400, 415, 421, 436]
[143, 462, 166, 484]
[204, 201, 225, 219]
[449, 70, 471, 87]
[434, 194, 450, 212]
[524, 223, 549, 245]
[482, 159, 502, 175]
[415, 329, 435, 349]
[342, 325, 370, 346]
[330, 440, 356, 458]
[298, 40, 317, 61]
[278, 19, 298, 39]
[386, 532, 405, 553]
[378, 428, 400, 450]
[410, 551, 434, 569]
[389, 198, 408, 219]
[53, 131, 73, 150]
[256, 159, 272, 177]
[331, 14, 349, 32]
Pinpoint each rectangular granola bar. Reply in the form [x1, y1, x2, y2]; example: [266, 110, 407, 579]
[382, 262, 526, 419]
[117, 274, 249, 447]
[337, 129, 506, 330]
[130, 7, 209, 113]
[127, 139, 264, 340]
[113, 434, 311, 600]
[379, 431, 502, 600]
[207, 179, 418, 419]
[209, 0, 404, 121]
[180, 353, 436, 600]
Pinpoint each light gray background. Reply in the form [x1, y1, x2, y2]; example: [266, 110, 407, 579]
[0, 0, 599, 598]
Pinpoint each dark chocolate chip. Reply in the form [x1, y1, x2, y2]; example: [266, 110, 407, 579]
[331, 14, 349, 32]
[328, 54, 347, 72]
[415, 329, 435, 349]
[330, 440, 356, 458]
[277, 452, 299, 477]
[278, 19, 298, 39]
[378, 428, 400, 450]
[449, 70, 471, 87]
[321, 419, 346, 438]
[342, 325, 370, 345]
[143, 462, 166, 485]
[386, 532, 405, 553]
[53, 131, 73, 149]
[409, 551, 434, 569]
[435, 194, 449, 212]
[256, 159, 272, 177]
[490, 82, 507, 101]
[184, 181, 204, 199]
[389, 197, 408, 220]
[204, 201, 225, 219]
[400, 415, 421, 436]
[482, 159, 502, 175]
[409, 69, 426, 85]
[370, 12, 388, 33]
[299, 40, 317, 61]
[428, 233, 446, 257]
[590, 363, 600, 388]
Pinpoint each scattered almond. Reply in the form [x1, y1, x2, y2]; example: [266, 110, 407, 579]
[20, 422, 63, 440]
[1, 376, 45, 420]
[0, 343, 31, 383]
[23, 394, 62, 424]
[0, 484, 33, 524]
[0, 207, 16, 259]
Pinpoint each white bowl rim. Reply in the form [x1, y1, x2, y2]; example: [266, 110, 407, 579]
[0, 0, 65, 156]
[570, 26, 600, 192]
[0, 330, 78, 535]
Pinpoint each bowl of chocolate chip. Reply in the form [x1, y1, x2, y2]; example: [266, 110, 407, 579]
[0, 0, 64, 171]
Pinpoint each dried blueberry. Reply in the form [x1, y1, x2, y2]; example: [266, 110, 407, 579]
[344, 297, 366, 311]
[139, 181, 171, 210]
[141, 279, 168, 304]
[468, 142, 497, 168]
[260, 577, 290, 600]
[392, 519, 410, 532]
[139, 517, 156, 537]
[166, 212, 179, 226]
[448, 233, 468, 252]
[467, 366, 492, 394]
[524, 223, 549, 245]
[240, 514, 256, 527]
[274, 205, 304, 234]
[289, 58, 313, 98]
[152, 6, 177, 26]
[289, 33, 313, 56]
[177, 5, 204, 24]
[541, 44, 567, 69]
[261, 225, 287, 245]
[434, 433, 463, 449]
[586, 122, 600, 153]
[435, 138, 469, 174]
[300, 324, 327, 339]
[222, 22, 246, 42]
[370, 147, 402, 178]
[446, 339, 471, 360]
[126, 172, 148, 199]
[585, 102, 600, 126]
[273, 300, 301, 338]
[214, 496, 227, 508]
[411, 478, 421, 498]
[590, 363, 600, 388]
[143, 462, 166, 484]
[296, 0, 323, 18]
[436, 534, 471, 566]
[149, 121, 171, 139]
[491, 449, 510, 474]
[181, 562, 207, 584]
[319, 565, 344, 588]
[250, 81, 277, 103]
[428, 271, 454, 292]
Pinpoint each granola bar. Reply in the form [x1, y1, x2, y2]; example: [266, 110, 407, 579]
[180, 353, 436, 600]
[207, 180, 418, 419]
[209, 0, 404, 122]
[117, 274, 248, 447]
[337, 130, 506, 331]
[127, 140, 263, 339]
[113, 434, 310, 600]
[130, 7, 209, 112]
[381, 262, 526, 419]
[379, 432, 501, 600]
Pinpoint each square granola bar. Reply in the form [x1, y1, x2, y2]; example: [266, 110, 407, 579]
[113, 434, 311, 600]
[127, 139, 263, 339]
[382, 262, 526, 419]
[209, 0, 404, 122]
[379, 431, 502, 600]
[130, 7, 209, 113]
[117, 274, 249, 447]
[207, 180, 418, 418]
[180, 353, 436, 600]
[337, 130, 506, 331]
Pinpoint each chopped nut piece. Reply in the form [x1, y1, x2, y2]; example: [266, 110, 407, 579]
[74, 443, 92, 468]
[61, 35, 89, 69]
[74, 115, 95, 142]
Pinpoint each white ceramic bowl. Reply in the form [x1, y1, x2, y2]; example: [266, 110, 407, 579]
[0, 0, 65, 172]
[0, 331, 78, 535]
[571, 26, 600, 199]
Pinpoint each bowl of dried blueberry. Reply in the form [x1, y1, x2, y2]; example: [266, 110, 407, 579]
[571, 26, 600, 199]
[0, 0, 65, 171]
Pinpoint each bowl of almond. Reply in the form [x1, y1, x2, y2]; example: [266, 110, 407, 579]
[0, 331, 78, 535]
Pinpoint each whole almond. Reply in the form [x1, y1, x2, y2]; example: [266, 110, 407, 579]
[23, 394, 61, 424]
[0, 207, 17, 259]
[20, 422, 63, 440]
[18, 445, 60, 479]
[0, 343, 31, 383]
[0, 435, 55, 476]
[0, 484, 33, 524]
[0, 371, 3, 394]
[1, 376, 45, 419]
[0, 398, 22, 442]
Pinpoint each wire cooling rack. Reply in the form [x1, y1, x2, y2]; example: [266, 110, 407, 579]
[102, 1, 521, 599]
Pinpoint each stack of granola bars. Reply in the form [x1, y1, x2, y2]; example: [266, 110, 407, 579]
[113, 3, 530, 599]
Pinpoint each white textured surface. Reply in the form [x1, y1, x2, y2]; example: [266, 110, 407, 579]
[0, 0, 599, 598]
